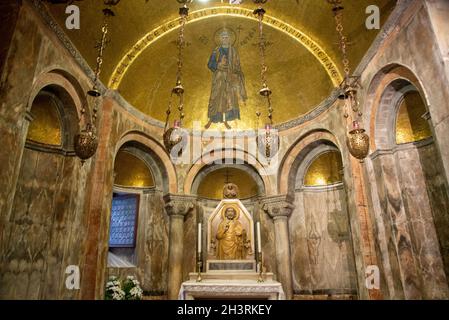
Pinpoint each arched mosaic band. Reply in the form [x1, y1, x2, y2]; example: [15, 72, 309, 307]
[108, 6, 343, 89]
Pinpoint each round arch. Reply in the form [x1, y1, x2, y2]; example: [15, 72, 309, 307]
[278, 130, 340, 196]
[191, 163, 266, 199]
[183, 147, 274, 196]
[362, 63, 430, 151]
[115, 131, 178, 193]
[28, 69, 87, 122]
[27, 70, 87, 152]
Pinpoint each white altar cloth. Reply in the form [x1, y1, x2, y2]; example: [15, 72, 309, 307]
[178, 279, 285, 300]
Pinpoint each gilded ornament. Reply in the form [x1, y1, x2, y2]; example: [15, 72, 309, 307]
[346, 128, 370, 161]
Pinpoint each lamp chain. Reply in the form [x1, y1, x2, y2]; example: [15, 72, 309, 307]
[255, 6, 273, 126]
[164, 4, 188, 132]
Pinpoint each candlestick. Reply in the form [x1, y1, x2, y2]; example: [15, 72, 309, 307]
[257, 222, 262, 253]
[196, 255, 202, 283]
[257, 252, 264, 283]
[198, 223, 202, 253]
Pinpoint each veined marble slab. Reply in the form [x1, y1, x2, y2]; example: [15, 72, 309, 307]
[179, 279, 285, 300]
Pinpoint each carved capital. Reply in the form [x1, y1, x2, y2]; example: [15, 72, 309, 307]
[164, 194, 196, 218]
[261, 195, 295, 220]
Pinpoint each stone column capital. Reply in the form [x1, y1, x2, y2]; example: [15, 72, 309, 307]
[163, 194, 196, 218]
[261, 195, 295, 220]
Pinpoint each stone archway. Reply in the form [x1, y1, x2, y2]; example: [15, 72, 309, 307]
[364, 64, 449, 299]
[278, 130, 340, 197]
[184, 147, 275, 196]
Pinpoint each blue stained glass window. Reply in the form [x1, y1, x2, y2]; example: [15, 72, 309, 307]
[109, 194, 139, 248]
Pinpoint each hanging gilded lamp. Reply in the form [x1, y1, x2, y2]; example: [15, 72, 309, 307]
[163, 0, 191, 156]
[74, 6, 114, 163]
[74, 123, 99, 162]
[329, 0, 370, 161]
[347, 121, 370, 161]
[254, 2, 279, 164]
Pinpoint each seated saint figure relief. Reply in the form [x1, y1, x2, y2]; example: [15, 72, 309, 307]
[216, 207, 248, 260]
[223, 182, 239, 199]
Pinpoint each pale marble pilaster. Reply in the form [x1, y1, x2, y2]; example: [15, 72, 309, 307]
[262, 195, 295, 300]
[164, 194, 196, 300]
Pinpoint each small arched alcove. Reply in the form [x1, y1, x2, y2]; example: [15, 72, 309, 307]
[106, 141, 169, 297]
[191, 161, 265, 217]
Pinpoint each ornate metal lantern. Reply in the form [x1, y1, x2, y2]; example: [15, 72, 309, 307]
[163, 120, 188, 155]
[74, 124, 99, 163]
[346, 121, 370, 161]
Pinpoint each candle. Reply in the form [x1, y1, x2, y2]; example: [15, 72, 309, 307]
[198, 223, 202, 254]
[257, 222, 262, 253]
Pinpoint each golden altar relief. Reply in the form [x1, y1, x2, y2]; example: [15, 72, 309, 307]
[208, 200, 254, 261]
[216, 206, 249, 260]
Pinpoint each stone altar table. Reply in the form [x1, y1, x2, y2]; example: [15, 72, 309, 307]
[178, 279, 285, 300]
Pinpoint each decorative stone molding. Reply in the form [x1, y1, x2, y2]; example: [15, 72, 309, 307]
[163, 194, 196, 218]
[261, 195, 295, 220]
[369, 137, 434, 160]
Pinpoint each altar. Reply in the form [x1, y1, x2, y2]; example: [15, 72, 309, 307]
[179, 279, 285, 300]
[179, 194, 285, 300]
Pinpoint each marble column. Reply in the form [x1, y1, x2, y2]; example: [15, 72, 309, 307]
[262, 195, 294, 300]
[164, 194, 195, 300]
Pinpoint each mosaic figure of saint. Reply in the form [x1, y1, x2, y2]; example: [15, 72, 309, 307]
[205, 29, 247, 130]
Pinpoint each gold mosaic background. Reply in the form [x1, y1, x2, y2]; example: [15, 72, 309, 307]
[304, 151, 343, 187]
[396, 92, 432, 144]
[118, 16, 333, 129]
[27, 94, 62, 146]
[114, 151, 155, 188]
[197, 167, 259, 200]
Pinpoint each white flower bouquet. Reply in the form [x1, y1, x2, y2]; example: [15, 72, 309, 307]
[105, 275, 143, 300]
[105, 276, 125, 300]
[123, 276, 143, 300]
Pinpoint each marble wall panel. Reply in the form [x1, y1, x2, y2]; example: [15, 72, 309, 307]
[395, 144, 449, 298]
[371, 153, 423, 299]
[290, 187, 357, 296]
[0, 147, 89, 299]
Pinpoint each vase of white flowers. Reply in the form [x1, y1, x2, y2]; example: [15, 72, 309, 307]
[122, 276, 143, 300]
[105, 276, 125, 300]
[105, 275, 143, 300]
